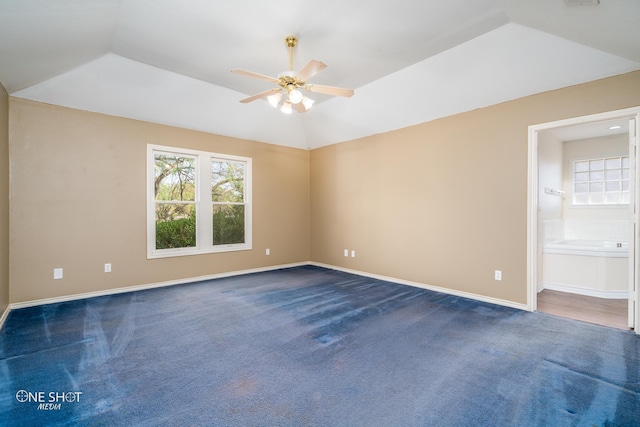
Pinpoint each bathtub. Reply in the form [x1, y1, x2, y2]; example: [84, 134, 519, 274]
[542, 239, 628, 298]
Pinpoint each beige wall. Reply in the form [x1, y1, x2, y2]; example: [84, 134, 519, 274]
[9, 99, 310, 303]
[310, 71, 640, 305]
[6, 71, 640, 307]
[0, 84, 8, 314]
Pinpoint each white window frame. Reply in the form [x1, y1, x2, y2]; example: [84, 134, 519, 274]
[571, 155, 629, 207]
[147, 144, 252, 259]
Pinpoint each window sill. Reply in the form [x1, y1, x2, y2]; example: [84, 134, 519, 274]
[147, 244, 253, 259]
[569, 204, 629, 209]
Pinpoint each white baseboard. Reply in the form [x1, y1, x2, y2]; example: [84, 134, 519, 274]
[0, 304, 10, 331]
[539, 282, 628, 299]
[6, 262, 529, 320]
[310, 262, 529, 311]
[8, 262, 308, 310]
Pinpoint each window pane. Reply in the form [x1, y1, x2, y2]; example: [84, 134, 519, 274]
[590, 193, 604, 204]
[622, 192, 630, 204]
[623, 157, 630, 168]
[575, 171, 589, 182]
[155, 203, 196, 249]
[623, 169, 629, 179]
[605, 193, 621, 204]
[605, 169, 621, 180]
[605, 158, 621, 169]
[154, 154, 196, 201]
[590, 182, 603, 192]
[622, 180, 629, 191]
[213, 204, 245, 245]
[574, 183, 588, 194]
[605, 181, 621, 192]
[574, 161, 589, 172]
[590, 170, 603, 181]
[574, 194, 589, 204]
[212, 161, 245, 202]
[590, 159, 604, 171]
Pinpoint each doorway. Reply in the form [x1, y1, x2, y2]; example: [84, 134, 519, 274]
[527, 107, 640, 332]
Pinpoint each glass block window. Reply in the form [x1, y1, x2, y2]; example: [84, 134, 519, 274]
[573, 156, 629, 205]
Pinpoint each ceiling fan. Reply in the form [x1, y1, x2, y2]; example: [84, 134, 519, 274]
[231, 36, 354, 114]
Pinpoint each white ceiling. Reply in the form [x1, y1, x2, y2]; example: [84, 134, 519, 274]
[1, 0, 639, 150]
[544, 117, 630, 142]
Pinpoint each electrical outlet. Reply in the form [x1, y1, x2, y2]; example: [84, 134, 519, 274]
[53, 268, 63, 280]
[351, 250, 356, 258]
[266, 248, 270, 256]
[344, 249, 349, 257]
[104, 263, 112, 273]
[495, 270, 502, 281]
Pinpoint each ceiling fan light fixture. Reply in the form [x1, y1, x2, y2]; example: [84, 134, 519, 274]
[281, 101, 293, 114]
[267, 92, 282, 108]
[301, 96, 315, 110]
[288, 89, 303, 104]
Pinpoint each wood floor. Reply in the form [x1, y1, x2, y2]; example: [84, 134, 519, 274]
[537, 289, 630, 330]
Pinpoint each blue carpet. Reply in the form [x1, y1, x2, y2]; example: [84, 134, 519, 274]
[1, 265, 639, 426]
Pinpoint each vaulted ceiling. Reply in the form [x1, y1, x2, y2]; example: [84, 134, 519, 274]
[1, 0, 639, 149]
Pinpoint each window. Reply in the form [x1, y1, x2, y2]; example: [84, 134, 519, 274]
[572, 156, 629, 206]
[147, 145, 251, 258]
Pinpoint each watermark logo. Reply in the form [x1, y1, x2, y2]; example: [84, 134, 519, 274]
[15, 390, 82, 411]
[15, 390, 29, 403]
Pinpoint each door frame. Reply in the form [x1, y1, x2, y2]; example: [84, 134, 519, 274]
[527, 106, 640, 332]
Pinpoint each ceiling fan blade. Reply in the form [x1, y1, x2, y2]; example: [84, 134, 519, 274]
[239, 88, 281, 103]
[294, 102, 309, 113]
[295, 60, 327, 82]
[231, 69, 279, 83]
[305, 84, 354, 98]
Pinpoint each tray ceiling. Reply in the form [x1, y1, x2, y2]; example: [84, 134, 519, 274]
[1, 0, 638, 149]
